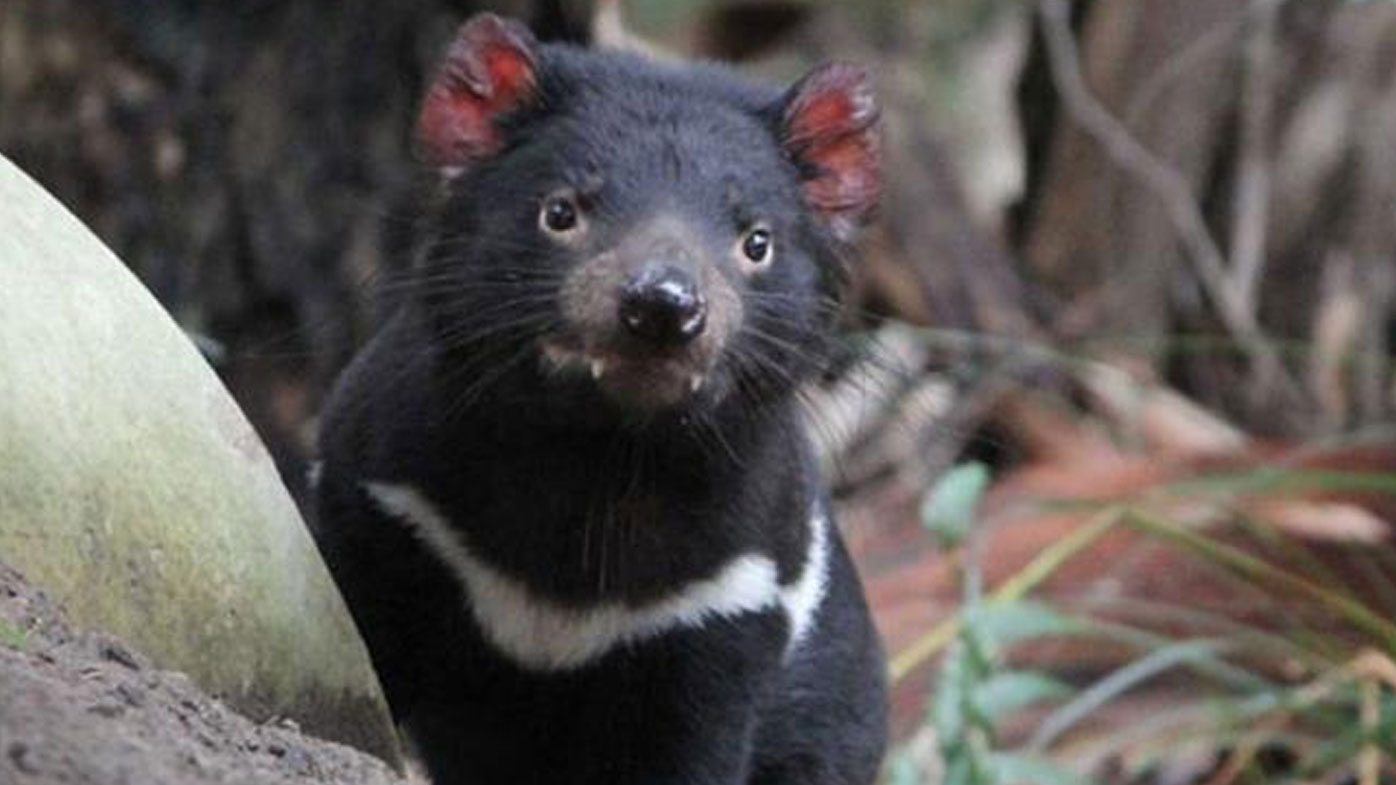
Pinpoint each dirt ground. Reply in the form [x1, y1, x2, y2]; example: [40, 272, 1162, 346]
[0, 561, 417, 785]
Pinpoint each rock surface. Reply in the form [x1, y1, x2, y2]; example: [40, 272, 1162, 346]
[0, 561, 416, 785]
[0, 155, 399, 764]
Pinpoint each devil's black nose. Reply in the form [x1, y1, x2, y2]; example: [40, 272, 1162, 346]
[619, 265, 707, 346]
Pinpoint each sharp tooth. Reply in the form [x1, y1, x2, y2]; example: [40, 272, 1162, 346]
[590, 359, 606, 380]
[690, 374, 704, 393]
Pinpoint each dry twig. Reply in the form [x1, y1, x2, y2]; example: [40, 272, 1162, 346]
[1228, 1, 1279, 314]
[1035, 0, 1296, 398]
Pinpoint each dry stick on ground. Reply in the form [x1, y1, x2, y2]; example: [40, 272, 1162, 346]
[1035, 0, 1298, 401]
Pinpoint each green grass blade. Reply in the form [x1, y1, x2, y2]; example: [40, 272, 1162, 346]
[889, 506, 1125, 683]
[991, 752, 1099, 785]
[973, 670, 1073, 726]
[1122, 509, 1396, 652]
[1026, 638, 1236, 751]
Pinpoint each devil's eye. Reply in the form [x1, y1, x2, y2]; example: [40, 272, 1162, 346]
[540, 195, 580, 234]
[741, 227, 773, 266]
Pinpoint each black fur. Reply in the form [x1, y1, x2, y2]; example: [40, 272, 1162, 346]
[314, 31, 886, 785]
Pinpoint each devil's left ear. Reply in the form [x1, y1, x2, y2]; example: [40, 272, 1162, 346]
[777, 63, 881, 242]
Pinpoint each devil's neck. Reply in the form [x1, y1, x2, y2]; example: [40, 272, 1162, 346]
[433, 388, 799, 475]
[403, 378, 812, 603]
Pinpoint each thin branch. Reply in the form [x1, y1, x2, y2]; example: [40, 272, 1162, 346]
[1035, 0, 1292, 392]
[1124, 12, 1250, 129]
[1228, 0, 1280, 314]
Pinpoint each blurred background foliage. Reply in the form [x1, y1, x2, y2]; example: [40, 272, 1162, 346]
[2, 0, 1395, 781]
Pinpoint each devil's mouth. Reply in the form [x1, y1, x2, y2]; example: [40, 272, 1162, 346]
[541, 340, 709, 409]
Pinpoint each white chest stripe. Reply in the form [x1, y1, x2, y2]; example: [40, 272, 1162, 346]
[363, 482, 830, 672]
[783, 507, 829, 653]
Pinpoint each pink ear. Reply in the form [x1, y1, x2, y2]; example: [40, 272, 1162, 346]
[416, 14, 538, 174]
[779, 64, 881, 241]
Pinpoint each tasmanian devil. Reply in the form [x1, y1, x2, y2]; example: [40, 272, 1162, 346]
[312, 12, 886, 785]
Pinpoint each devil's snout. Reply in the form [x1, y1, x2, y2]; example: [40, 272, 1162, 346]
[618, 265, 707, 348]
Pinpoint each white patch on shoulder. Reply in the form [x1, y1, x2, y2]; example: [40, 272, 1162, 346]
[780, 506, 830, 656]
[363, 482, 787, 672]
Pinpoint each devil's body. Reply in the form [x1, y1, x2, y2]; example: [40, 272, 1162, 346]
[313, 16, 886, 785]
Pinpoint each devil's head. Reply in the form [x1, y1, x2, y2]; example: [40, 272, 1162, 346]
[412, 14, 880, 422]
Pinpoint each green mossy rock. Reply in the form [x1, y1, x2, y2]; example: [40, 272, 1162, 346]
[0, 155, 400, 766]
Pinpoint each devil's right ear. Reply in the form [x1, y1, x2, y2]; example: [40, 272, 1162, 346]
[416, 14, 539, 177]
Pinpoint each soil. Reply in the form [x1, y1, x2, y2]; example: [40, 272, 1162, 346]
[0, 561, 418, 785]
